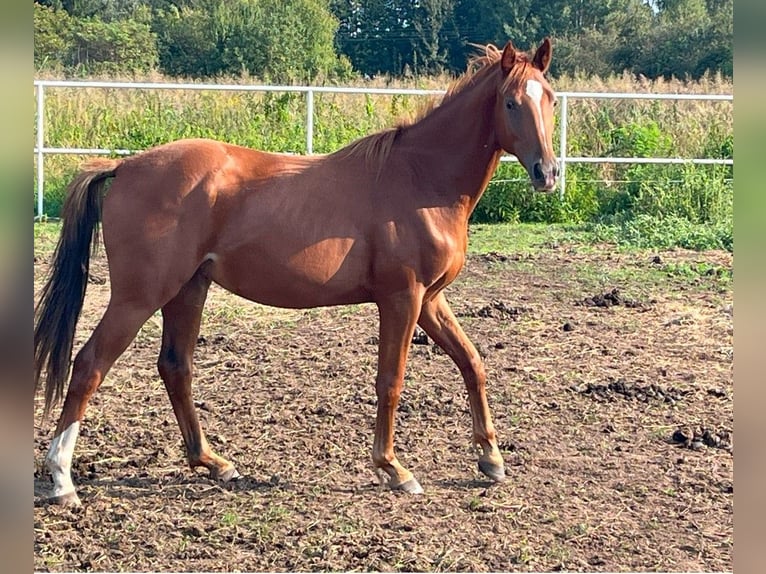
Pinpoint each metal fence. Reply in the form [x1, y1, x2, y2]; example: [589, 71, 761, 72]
[33, 79, 734, 219]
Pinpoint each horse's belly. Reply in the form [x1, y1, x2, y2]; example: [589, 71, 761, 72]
[218, 276, 371, 308]
[208, 240, 372, 309]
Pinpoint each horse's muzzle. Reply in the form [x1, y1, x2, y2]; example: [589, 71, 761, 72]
[531, 160, 559, 192]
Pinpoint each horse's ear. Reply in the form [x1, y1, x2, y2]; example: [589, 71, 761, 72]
[500, 41, 518, 75]
[533, 37, 552, 73]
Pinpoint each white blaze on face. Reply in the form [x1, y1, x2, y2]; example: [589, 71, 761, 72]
[525, 79, 546, 141]
[46, 421, 80, 498]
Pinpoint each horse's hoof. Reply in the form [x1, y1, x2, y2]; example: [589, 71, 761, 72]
[49, 490, 82, 506]
[392, 477, 424, 494]
[216, 467, 241, 483]
[478, 460, 507, 482]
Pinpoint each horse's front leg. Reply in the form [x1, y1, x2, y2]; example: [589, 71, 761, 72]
[372, 290, 424, 494]
[418, 291, 506, 482]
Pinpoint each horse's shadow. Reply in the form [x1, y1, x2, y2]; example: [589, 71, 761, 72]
[33, 473, 280, 507]
[34, 471, 497, 506]
[431, 477, 497, 490]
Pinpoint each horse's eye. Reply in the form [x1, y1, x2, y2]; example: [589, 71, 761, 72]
[505, 100, 515, 110]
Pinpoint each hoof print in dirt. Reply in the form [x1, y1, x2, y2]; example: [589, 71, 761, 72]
[671, 426, 732, 451]
[573, 379, 688, 404]
[577, 288, 645, 309]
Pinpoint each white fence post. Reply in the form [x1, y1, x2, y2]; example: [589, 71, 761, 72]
[306, 89, 314, 154]
[36, 84, 45, 220]
[558, 93, 568, 200]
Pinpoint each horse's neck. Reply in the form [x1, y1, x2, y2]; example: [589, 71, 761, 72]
[402, 74, 502, 213]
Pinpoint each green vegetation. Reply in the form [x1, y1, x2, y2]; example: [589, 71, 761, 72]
[467, 221, 731, 256]
[34, 0, 732, 80]
[33, 0, 733, 252]
[33, 73, 732, 251]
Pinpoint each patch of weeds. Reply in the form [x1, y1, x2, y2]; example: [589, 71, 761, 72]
[644, 517, 662, 530]
[244, 504, 292, 539]
[661, 261, 732, 290]
[466, 496, 492, 513]
[309, 484, 328, 497]
[512, 539, 535, 565]
[220, 510, 239, 527]
[545, 543, 571, 566]
[554, 262, 664, 302]
[178, 536, 191, 553]
[587, 214, 732, 252]
[467, 223, 592, 255]
[558, 522, 590, 540]
[41, 555, 65, 570]
[540, 512, 559, 525]
[333, 515, 361, 534]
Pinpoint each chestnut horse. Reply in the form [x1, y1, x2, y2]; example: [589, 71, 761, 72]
[34, 39, 558, 505]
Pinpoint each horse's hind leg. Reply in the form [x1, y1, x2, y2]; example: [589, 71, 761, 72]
[418, 292, 506, 482]
[46, 303, 155, 506]
[158, 269, 239, 482]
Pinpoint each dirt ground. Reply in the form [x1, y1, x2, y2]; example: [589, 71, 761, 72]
[33, 232, 733, 572]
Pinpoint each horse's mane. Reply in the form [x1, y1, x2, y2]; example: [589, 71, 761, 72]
[335, 43, 533, 171]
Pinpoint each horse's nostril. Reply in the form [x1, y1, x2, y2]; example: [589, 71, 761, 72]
[533, 163, 544, 180]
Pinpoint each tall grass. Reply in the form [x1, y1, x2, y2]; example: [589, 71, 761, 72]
[34, 70, 733, 250]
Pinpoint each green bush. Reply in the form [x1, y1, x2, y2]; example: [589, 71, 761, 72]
[588, 213, 732, 251]
[34, 5, 74, 71]
[34, 4, 158, 75]
[153, 0, 348, 82]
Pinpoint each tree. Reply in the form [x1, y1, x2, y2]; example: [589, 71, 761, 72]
[153, 0, 347, 81]
[34, 0, 732, 79]
[448, 0, 534, 71]
[38, 0, 147, 21]
[34, 4, 75, 71]
[71, 16, 159, 74]
[331, 0, 420, 76]
[637, 0, 729, 78]
[152, 3, 224, 77]
[550, 0, 655, 77]
[34, 3, 158, 74]
[411, 0, 455, 74]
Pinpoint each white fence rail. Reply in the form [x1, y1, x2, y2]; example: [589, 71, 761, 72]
[33, 79, 733, 219]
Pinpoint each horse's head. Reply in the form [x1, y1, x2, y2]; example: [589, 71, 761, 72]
[493, 38, 559, 192]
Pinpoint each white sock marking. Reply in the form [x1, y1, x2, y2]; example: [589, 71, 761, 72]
[46, 421, 80, 498]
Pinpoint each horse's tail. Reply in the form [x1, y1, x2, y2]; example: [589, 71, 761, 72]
[34, 158, 122, 417]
